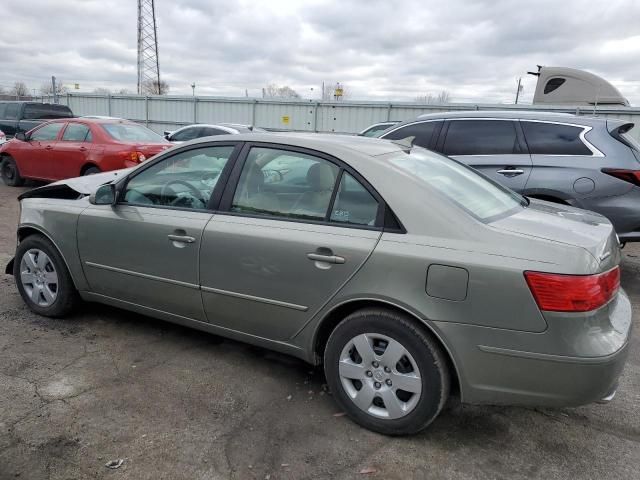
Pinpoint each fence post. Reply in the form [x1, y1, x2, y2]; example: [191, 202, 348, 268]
[313, 102, 319, 132]
[145, 96, 149, 127]
[107, 94, 112, 117]
[252, 99, 257, 126]
[387, 103, 392, 121]
[194, 96, 198, 123]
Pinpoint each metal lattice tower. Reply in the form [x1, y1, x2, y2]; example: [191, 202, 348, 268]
[137, 0, 161, 94]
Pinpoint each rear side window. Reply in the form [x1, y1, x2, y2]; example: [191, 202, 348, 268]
[330, 173, 379, 226]
[62, 123, 91, 142]
[23, 104, 73, 119]
[170, 127, 202, 142]
[443, 120, 518, 155]
[383, 121, 439, 149]
[521, 122, 592, 155]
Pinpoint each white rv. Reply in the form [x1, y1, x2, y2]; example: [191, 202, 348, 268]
[530, 66, 629, 106]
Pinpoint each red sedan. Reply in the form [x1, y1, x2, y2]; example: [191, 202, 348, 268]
[0, 118, 171, 186]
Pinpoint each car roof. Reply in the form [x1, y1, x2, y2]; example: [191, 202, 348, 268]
[177, 123, 256, 132]
[45, 117, 137, 125]
[188, 132, 407, 159]
[413, 109, 607, 125]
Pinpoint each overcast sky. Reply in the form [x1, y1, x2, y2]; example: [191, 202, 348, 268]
[1, 0, 639, 104]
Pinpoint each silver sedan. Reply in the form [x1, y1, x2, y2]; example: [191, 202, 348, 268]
[6, 133, 631, 435]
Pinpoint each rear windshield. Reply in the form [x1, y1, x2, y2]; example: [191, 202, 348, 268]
[388, 148, 524, 222]
[102, 123, 164, 142]
[23, 104, 73, 120]
[621, 132, 640, 152]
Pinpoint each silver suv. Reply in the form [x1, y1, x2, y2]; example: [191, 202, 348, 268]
[380, 111, 640, 242]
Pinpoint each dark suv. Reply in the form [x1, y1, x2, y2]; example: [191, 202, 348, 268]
[0, 101, 74, 138]
[380, 111, 640, 242]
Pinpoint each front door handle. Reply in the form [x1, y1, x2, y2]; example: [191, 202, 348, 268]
[45, 145, 53, 150]
[168, 234, 195, 244]
[306, 252, 345, 264]
[497, 168, 524, 177]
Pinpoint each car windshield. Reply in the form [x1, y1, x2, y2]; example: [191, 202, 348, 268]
[102, 123, 164, 142]
[387, 148, 524, 222]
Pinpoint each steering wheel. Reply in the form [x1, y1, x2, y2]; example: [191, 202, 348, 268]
[160, 180, 206, 208]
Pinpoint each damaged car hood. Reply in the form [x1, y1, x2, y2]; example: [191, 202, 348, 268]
[18, 168, 133, 200]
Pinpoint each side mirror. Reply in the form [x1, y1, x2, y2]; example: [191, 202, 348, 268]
[89, 184, 116, 205]
[14, 132, 27, 141]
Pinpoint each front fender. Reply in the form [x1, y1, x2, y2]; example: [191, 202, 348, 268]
[5, 257, 14, 275]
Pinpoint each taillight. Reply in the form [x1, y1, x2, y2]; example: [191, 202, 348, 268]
[602, 168, 640, 187]
[524, 267, 620, 312]
[121, 150, 146, 163]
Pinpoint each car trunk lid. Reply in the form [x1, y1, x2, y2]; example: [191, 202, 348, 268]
[490, 199, 620, 271]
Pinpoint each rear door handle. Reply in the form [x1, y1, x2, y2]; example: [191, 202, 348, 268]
[497, 168, 524, 177]
[45, 145, 53, 150]
[79, 146, 87, 151]
[306, 253, 345, 264]
[168, 234, 195, 244]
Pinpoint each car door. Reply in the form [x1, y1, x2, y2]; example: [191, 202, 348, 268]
[18, 122, 65, 179]
[77, 143, 240, 320]
[437, 119, 532, 192]
[53, 122, 93, 179]
[200, 144, 383, 341]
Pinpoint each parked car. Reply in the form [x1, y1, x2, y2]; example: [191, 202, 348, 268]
[380, 111, 640, 242]
[6, 133, 629, 435]
[0, 101, 74, 138]
[358, 121, 399, 137]
[164, 123, 267, 143]
[0, 118, 171, 186]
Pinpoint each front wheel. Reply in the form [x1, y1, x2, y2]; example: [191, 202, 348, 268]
[1, 156, 25, 186]
[324, 308, 450, 435]
[13, 235, 79, 317]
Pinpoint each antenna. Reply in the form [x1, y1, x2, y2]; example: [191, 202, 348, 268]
[137, 0, 161, 94]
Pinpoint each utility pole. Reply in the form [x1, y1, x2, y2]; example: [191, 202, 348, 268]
[137, 0, 161, 94]
[514, 77, 523, 104]
[52, 76, 58, 104]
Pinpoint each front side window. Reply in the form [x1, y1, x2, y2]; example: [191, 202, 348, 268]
[443, 120, 518, 156]
[521, 121, 592, 155]
[170, 127, 202, 142]
[123, 146, 234, 209]
[102, 123, 164, 143]
[383, 122, 438, 149]
[231, 147, 339, 221]
[388, 149, 523, 222]
[5, 104, 20, 120]
[23, 104, 73, 119]
[330, 173, 379, 226]
[30, 123, 64, 141]
[62, 123, 91, 142]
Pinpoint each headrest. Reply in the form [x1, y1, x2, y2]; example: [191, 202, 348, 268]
[307, 163, 335, 191]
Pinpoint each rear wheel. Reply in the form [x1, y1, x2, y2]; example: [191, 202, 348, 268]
[82, 166, 100, 176]
[13, 235, 79, 317]
[324, 308, 450, 435]
[1, 156, 25, 186]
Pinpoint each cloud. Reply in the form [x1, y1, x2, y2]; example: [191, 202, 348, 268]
[0, 0, 638, 104]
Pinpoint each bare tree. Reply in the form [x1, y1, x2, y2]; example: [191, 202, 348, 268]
[263, 84, 301, 99]
[11, 81, 30, 97]
[93, 87, 111, 95]
[415, 90, 451, 104]
[117, 88, 131, 94]
[141, 79, 170, 95]
[40, 80, 68, 95]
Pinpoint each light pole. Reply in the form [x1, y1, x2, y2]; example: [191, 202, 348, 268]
[191, 82, 196, 97]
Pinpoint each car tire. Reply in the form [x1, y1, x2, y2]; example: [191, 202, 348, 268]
[13, 234, 79, 318]
[1, 156, 25, 186]
[324, 308, 450, 435]
[82, 166, 101, 176]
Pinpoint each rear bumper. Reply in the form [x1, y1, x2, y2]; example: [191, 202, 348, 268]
[583, 188, 640, 242]
[435, 289, 632, 407]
